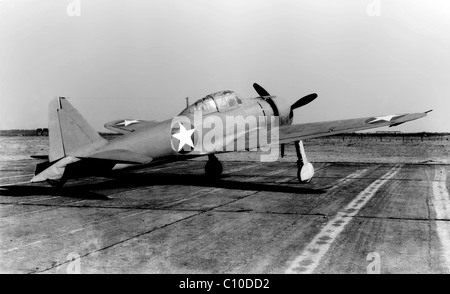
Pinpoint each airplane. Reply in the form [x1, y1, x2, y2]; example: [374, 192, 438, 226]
[30, 83, 430, 187]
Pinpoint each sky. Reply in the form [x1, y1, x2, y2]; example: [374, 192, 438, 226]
[1, 0, 449, 132]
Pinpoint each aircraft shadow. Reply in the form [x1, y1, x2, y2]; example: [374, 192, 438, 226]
[89, 172, 325, 195]
[0, 185, 109, 200]
[0, 172, 326, 198]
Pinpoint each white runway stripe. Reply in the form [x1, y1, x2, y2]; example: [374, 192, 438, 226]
[285, 165, 401, 274]
[432, 167, 450, 272]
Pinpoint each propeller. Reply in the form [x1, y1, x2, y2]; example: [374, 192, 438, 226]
[289, 93, 318, 120]
[291, 93, 318, 111]
[253, 83, 318, 157]
[253, 83, 271, 97]
[253, 83, 317, 111]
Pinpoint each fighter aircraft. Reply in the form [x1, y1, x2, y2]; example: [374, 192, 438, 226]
[30, 83, 430, 187]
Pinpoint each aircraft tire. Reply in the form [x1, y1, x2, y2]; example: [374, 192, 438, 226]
[297, 167, 311, 184]
[205, 159, 223, 178]
[46, 177, 67, 188]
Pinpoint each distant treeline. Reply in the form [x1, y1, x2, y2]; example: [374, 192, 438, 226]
[0, 129, 42, 136]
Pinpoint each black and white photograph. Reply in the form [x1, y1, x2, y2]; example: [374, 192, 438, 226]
[0, 0, 449, 278]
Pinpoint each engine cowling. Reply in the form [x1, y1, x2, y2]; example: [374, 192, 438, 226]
[262, 95, 293, 126]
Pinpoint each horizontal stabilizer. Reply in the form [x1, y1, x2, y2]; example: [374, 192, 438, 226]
[35, 160, 52, 175]
[31, 156, 80, 183]
[104, 119, 160, 134]
[80, 149, 153, 164]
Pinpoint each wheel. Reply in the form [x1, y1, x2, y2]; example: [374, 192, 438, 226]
[205, 158, 223, 178]
[297, 168, 309, 184]
[297, 162, 314, 183]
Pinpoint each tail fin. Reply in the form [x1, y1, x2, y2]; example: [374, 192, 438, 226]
[48, 97, 106, 162]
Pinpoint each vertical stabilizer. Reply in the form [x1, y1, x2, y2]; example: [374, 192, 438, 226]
[48, 97, 106, 162]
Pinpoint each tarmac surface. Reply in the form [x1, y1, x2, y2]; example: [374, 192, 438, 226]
[1, 159, 450, 273]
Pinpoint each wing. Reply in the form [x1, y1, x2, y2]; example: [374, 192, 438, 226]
[278, 111, 430, 144]
[104, 119, 160, 134]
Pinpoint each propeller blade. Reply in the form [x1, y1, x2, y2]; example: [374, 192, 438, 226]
[253, 83, 270, 97]
[291, 93, 318, 110]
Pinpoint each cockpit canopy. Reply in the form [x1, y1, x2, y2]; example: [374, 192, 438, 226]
[183, 90, 243, 115]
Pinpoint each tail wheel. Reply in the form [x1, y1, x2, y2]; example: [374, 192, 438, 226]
[205, 155, 223, 178]
[46, 177, 67, 189]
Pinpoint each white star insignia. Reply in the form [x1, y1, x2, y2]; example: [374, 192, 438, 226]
[172, 123, 195, 151]
[367, 115, 400, 124]
[116, 119, 140, 127]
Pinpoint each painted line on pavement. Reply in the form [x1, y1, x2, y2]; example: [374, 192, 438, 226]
[286, 165, 401, 274]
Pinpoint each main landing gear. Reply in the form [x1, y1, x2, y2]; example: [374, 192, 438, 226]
[295, 140, 314, 183]
[205, 154, 223, 178]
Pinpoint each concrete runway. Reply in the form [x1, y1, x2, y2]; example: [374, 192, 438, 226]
[0, 159, 449, 273]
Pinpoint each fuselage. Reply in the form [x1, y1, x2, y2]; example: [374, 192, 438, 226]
[92, 90, 293, 166]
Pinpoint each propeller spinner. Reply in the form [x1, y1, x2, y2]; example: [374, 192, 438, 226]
[252, 83, 318, 119]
